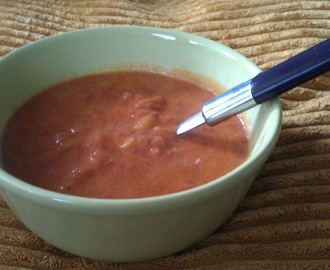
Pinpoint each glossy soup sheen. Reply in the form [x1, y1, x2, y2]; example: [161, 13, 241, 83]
[1, 71, 249, 199]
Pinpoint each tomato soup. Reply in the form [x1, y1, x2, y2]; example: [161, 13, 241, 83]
[1, 71, 249, 198]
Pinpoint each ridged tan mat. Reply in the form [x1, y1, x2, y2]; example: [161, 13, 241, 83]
[0, 0, 329, 269]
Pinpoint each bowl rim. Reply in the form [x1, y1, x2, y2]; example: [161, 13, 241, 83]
[0, 25, 282, 210]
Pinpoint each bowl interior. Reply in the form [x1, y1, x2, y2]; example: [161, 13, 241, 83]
[0, 26, 281, 202]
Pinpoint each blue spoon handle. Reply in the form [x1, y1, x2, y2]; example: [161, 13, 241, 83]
[177, 39, 330, 134]
[251, 38, 330, 104]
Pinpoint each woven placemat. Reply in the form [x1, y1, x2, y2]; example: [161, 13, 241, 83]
[0, 0, 329, 269]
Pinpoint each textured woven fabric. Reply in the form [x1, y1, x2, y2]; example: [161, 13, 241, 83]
[0, 0, 329, 269]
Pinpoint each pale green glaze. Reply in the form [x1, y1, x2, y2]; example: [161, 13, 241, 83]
[0, 26, 281, 262]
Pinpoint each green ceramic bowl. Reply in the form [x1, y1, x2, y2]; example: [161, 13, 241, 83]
[0, 26, 281, 262]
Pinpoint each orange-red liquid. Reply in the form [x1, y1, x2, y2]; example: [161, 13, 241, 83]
[1, 71, 249, 198]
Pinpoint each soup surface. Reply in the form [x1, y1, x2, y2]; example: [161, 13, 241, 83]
[1, 71, 249, 198]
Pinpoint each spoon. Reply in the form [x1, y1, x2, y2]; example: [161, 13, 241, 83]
[177, 38, 330, 135]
